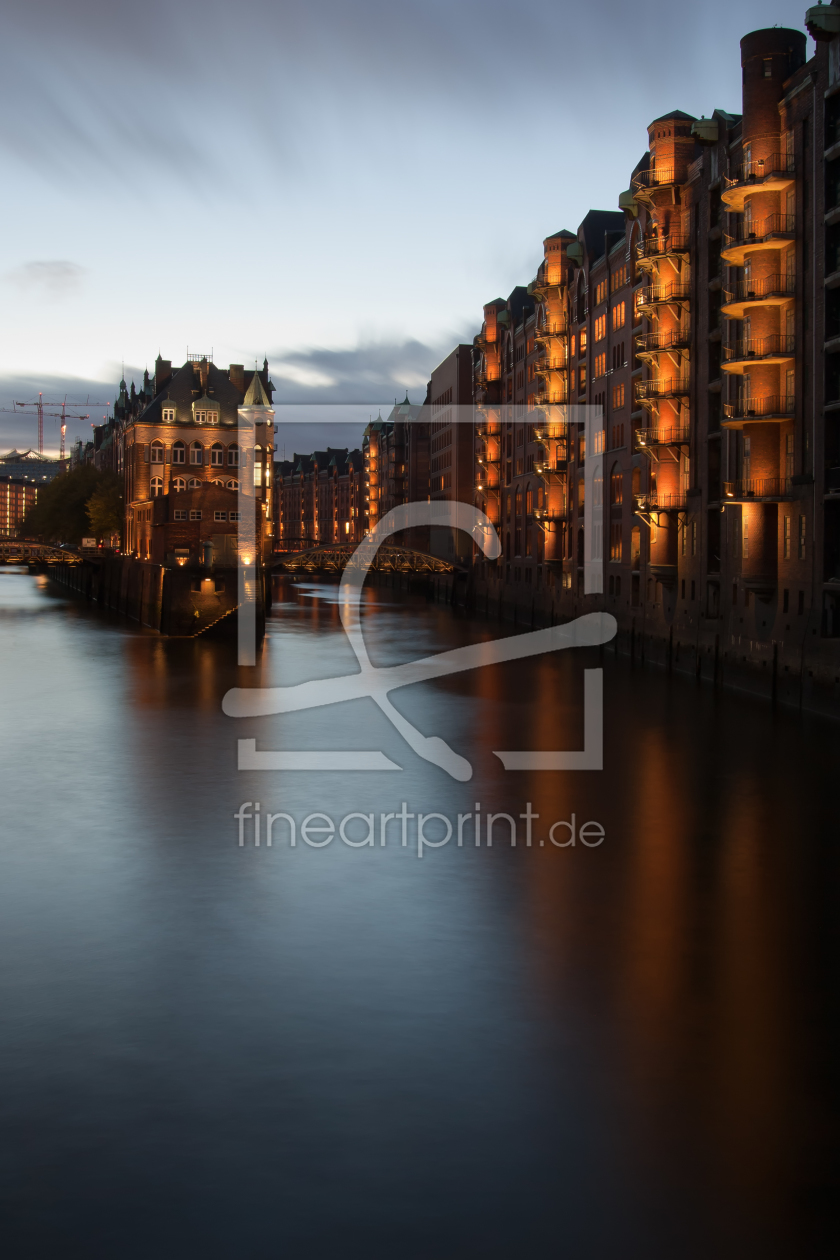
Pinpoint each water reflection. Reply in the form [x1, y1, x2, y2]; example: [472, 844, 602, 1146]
[0, 569, 836, 1257]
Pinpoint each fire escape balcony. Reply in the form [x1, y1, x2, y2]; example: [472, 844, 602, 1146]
[535, 358, 568, 376]
[721, 151, 796, 210]
[634, 426, 691, 454]
[721, 272, 795, 317]
[534, 507, 567, 531]
[534, 321, 568, 343]
[635, 329, 692, 364]
[634, 491, 687, 513]
[630, 166, 679, 204]
[528, 273, 564, 297]
[635, 234, 691, 272]
[722, 334, 795, 371]
[720, 214, 796, 265]
[722, 394, 795, 428]
[636, 378, 691, 403]
[534, 388, 569, 407]
[722, 477, 794, 501]
[636, 282, 691, 314]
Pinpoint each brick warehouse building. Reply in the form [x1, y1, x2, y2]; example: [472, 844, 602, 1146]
[273, 447, 365, 548]
[123, 355, 275, 565]
[464, 9, 840, 702]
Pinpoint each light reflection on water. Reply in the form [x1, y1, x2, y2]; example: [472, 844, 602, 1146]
[0, 569, 837, 1258]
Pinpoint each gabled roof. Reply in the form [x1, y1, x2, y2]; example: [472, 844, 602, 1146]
[650, 109, 697, 125]
[243, 370, 271, 406]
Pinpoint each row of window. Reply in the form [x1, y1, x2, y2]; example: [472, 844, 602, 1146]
[148, 477, 241, 497]
[171, 510, 243, 522]
[150, 441, 241, 467]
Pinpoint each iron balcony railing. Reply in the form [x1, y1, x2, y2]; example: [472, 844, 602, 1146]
[535, 358, 568, 374]
[634, 492, 687, 511]
[723, 477, 793, 499]
[534, 508, 567, 523]
[636, 378, 691, 399]
[631, 166, 677, 193]
[723, 335, 795, 362]
[635, 234, 690, 259]
[726, 151, 796, 187]
[723, 273, 796, 304]
[723, 213, 795, 249]
[534, 321, 568, 339]
[635, 427, 691, 448]
[637, 282, 691, 306]
[530, 273, 563, 292]
[534, 391, 570, 406]
[723, 394, 795, 420]
[635, 329, 691, 352]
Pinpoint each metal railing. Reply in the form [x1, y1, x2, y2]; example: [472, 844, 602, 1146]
[631, 166, 677, 192]
[637, 282, 691, 305]
[723, 335, 795, 361]
[634, 492, 686, 511]
[635, 234, 690, 259]
[726, 151, 795, 186]
[723, 477, 793, 499]
[535, 359, 568, 373]
[635, 427, 691, 447]
[534, 321, 568, 339]
[723, 273, 795, 303]
[723, 213, 795, 249]
[635, 329, 691, 351]
[723, 394, 795, 420]
[530, 273, 563, 291]
[636, 378, 691, 399]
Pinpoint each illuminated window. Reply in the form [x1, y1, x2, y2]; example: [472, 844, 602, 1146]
[595, 279, 608, 305]
[594, 353, 606, 378]
[162, 407, 176, 423]
[612, 302, 626, 331]
[150, 477, 163, 497]
[578, 366, 586, 392]
[579, 328, 587, 355]
[594, 314, 607, 342]
[172, 441, 185, 464]
[150, 441, 164, 464]
[228, 444, 240, 467]
[742, 517, 749, 558]
[210, 443, 224, 466]
[610, 522, 622, 561]
[610, 462, 623, 505]
[611, 266, 628, 293]
[172, 477, 186, 492]
[190, 442, 203, 465]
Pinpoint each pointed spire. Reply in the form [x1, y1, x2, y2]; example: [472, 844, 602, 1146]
[243, 370, 270, 407]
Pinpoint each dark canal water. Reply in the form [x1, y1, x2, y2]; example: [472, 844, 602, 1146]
[0, 567, 838, 1258]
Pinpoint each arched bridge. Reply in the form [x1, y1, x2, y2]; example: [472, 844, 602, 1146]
[270, 543, 460, 575]
[0, 541, 81, 564]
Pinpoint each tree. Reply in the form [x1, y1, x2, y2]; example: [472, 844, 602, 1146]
[86, 478, 124, 541]
[23, 467, 123, 545]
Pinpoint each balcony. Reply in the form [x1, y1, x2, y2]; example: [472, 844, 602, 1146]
[529, 273, 563, 295]
[635, 234, 691, 269]
[635, 329, 692, 358]
[635, 426, 691, 450]
[721, 272, 795, 317]
[722, 334, 795, 371]
[534, 321, 568, 342]
[534, 508, 567, 530]
[722, 477, 794, 501]
[722, 394, 795, 427]
[534, 390, 569, 407]
[636, 282, 691, 312]
[720, 213, 796, 264]
[631, 166, 678, 203]
[636, 377, 691, 401]
[721, 151, 796, 209]
[535, 358, 568, 375]
[634, 491, 686, 513]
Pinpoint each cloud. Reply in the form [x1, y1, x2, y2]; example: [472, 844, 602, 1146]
[268, 333, 476, 403]
[4, 260, 86, 295]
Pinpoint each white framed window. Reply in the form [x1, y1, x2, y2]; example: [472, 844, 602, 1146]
[212, 479, 224, 487]
[210, 443, 224, 466]
[230, 511, 241, 521]
[228, 444, 240, 467]
[227, 479, 240, 491]
[188, 477, 201, 489]
[150, 441, 164, 464]
[172, 477, 186, 492]
[190, 510, 202, 521]
[254, 463, 262, 485]
[214, 511, 227, 522]
[172, 442, 186, 464]
[150, 477, 163, 497]
[162, 407, 176, 423]
[174, 509, 187, 521]
[194, 408, 220, 426]
[190, 443, 203, 465]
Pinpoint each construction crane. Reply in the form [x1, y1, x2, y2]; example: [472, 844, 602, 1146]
[9, 394, 111, 458]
